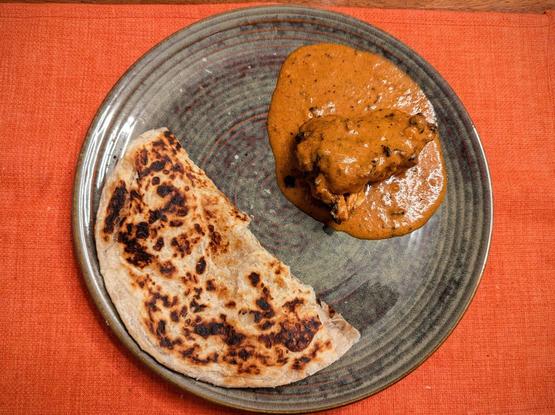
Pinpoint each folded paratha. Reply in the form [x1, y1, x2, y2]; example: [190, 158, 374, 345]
[95, 128, 360, 387]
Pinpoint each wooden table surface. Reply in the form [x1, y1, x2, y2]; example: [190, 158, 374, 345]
[5, 0, 555, 13]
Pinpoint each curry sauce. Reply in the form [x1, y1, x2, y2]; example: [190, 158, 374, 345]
[267, 43, 447, 239]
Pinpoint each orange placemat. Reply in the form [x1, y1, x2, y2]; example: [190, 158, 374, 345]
[0, 3, 554, 414]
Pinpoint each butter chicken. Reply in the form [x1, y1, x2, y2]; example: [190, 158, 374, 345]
[267, 43, 447, 239]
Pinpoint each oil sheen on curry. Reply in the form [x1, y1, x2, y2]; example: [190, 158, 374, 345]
[267, 43, 447, 239]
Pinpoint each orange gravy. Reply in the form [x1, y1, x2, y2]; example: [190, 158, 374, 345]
[267, 43, 447, 239]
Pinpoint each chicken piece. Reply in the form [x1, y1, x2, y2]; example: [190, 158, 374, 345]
[294, 110, 438, 222]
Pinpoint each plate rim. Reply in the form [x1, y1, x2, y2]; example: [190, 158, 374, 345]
[72, 5, 494, 413]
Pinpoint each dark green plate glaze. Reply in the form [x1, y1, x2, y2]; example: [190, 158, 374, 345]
[73, 6, 493, 413]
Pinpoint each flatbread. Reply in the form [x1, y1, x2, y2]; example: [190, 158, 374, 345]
[95, 128, 360, 388]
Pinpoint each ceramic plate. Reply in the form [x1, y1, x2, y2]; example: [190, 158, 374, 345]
[73, 6, 493, 413]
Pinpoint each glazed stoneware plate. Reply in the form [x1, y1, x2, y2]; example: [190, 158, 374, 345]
[73, 6, 492, 413]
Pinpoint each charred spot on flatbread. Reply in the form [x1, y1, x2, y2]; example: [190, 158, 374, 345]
[103, 181, 127, 235]
[248, 272, 260, 286]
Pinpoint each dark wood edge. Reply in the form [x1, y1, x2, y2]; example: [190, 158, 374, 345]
[2, 0, 555, 14]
